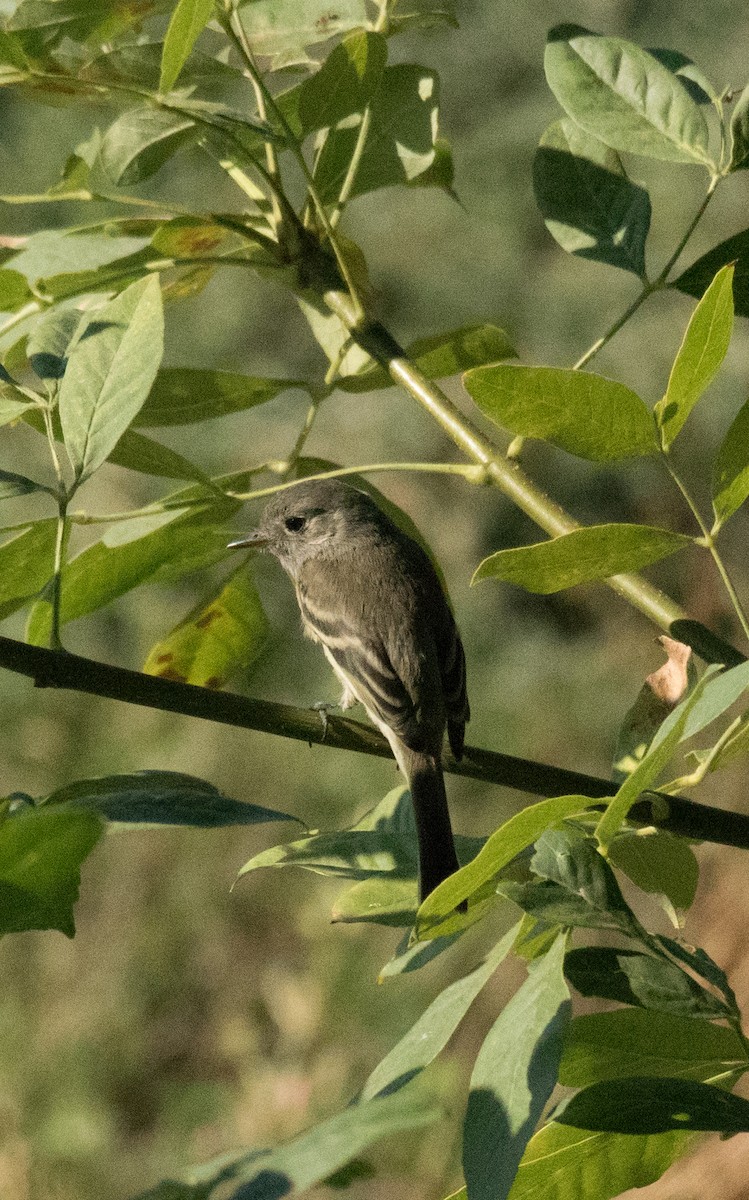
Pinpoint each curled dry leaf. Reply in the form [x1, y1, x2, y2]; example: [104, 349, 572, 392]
[645, 635, 692, 706]
[613, 636, 692, 781]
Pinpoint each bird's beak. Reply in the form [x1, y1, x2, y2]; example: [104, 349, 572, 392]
[227, 531, 269, 550]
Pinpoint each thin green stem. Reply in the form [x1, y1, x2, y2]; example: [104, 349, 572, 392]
[572, 283, 654, 370]
[49, 500, 68, 651]
[0, 300, 42, 339]
[663, 455, 749, 642]
[286, 400, 320, 466]
[228, 459, 488, 502]
[329, 105, 373, 230]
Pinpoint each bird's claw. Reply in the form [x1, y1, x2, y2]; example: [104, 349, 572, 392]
[312, 700, 337, 740]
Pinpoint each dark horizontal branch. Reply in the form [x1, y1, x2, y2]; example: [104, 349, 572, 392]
[2, 635, 749, 851]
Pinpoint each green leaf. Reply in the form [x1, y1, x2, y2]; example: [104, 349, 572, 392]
[237, 0, 368, 67]
[143, 568, 268, 688]
[159, 0, 215, 94]
[195, 1082, 442, 1195]
[648, 49, 718, 106]
[0, 382, 36, 426]
[0, 520, 57, 621]
[609, 830, 699, 911]
[278, 31, 388, 137]
[38, 248, 155, 303]
[531, 827, 637, 929]
[595, 667, 717, 850]
[500, 879, 638, 934]
[713, 396, 749, 525]
[564, 946, 731, 1018]
[58, 274, 165, 482]
[44, 770, 298, 828]
[362, 922, 520, 1100]
[0, 268, 33, 313]
[463, 935, 570, 1200]
[416, 795, 598, 937]
[25, 508, 233, 644]
[107, 429, 215, 484]
[314, 64, 444, 204]
[557, 1077, 749, 1135]
[672, 228, 749, 317]
[680, 660, 749, 741]
[464, 365, 657, 461]
[655, 264, 734, 447]
[560, 1009, 748, 1088]
[135, 368, 307, 426]
[472, 524, 692, 594]
[544, 26, 712, 166]
[0, 28, 30, 71]
[100, 106, 196, 186]
[332, 876, 419, 927]
[655, 934, 739, 1015]
[533, 119, 651, 276]
[506, 1120, 692, 1200]
[27, 306, 84, 382]
[0, 804, 103, 937]
[338, 324, 516, 394]
[729, 84, 749, 171]
[0, 468, 48, 499]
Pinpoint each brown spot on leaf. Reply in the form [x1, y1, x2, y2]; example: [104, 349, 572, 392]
[157, 667, 187, 683]
[156, 652, 174, 665]
[196, 608, 220, 629]
[204, 676, 224, 690]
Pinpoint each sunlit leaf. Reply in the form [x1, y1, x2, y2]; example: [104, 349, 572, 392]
[277, 31, 387, 137]
[160, 0, 215, 94]
[238, 0, 368, 67]
[729, 83, 749, 171]
[0, 520, 57, 621]
[609, 830, 698, 911]
[0, 268, 33, 313]
[136, 368, 308, 426]
[713, 396, 749, 526]
[338, 324, 516, 394]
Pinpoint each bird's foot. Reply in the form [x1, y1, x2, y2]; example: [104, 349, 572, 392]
[312, 700, 337, 740]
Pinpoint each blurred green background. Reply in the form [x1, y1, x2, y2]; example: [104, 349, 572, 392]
[2, 2, 749, 1197]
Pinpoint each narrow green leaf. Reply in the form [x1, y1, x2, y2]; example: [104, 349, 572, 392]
[655, 264, 734, 447]
[278, 31, 388, 137]
[0, 468, 48, 499]
[0, 28, 30, 70]
[0, 520, 57, 621]
[544, 27, 712, 166]
[465, 365, 657, 461]
[463, 936, 570, 1200]
[609, 831, 699, 911]
[595, 668, 716, 851]
[332, 876, 418, 927]
[713, 396, 749, 525]
[362, 922, 520, 1100]
[416, 795, 597, 939]
[729, 84, 749, 171]
[558, 1077, 749, 1135]
[107, 429, 215, 484]
[314, 64, 444, 204]
[58, 274, 165, 482]
[0, 268, 33, 313]
[533, 119, 651, 276]
[338, 324, 516, 394]
[159, 0, 215, 94]
[473, 525, 692, 594]
[565, 945, 732, 1019]
[560, 1009, 748, 1087]
[507, 1120, 692, 1200]
[0, 805, 103, 937]
[45, 770, 299, 828]
[143, 568, 268, 688]
[100, 106, 196, 186]
[135, 368, 307, 426]
[656, 935, 739, 1014]
[0, 383, 36, 426]
[672, 228, 749, 317]
[38, 248, 155, 303]
[680, 660, 749, 741]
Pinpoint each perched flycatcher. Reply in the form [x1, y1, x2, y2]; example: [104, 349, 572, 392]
[228, 479, 469, 903]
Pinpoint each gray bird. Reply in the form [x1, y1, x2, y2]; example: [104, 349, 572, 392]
[229, 478, 469, 904]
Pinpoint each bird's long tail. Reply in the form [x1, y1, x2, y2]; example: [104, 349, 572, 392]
[407, 752, 462, 904]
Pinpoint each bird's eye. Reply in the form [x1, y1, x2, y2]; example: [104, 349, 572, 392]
[284, 515, 306, 532]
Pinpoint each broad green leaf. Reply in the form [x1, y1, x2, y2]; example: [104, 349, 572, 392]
[464, 365, 657, 461]
[159, 0, 215, 94]
[672, 229, 749, 317]
[0, 383, 36, 426]
[58, 274, 165, 482]
[332, 876, 419, 927]
[379, 931, 461, 979]
[135, 368, 308, 426]
[0, 468, 48, 499]
[558, 1077, 749, 1134]
[416, 795, 598, 937]
[531, 827, 637, 928]
[655, 934, 739, 1017]
[7, 0, 166, 43]
[362, 922, 520, 1100]
[544, 27, 712, 166]
[533, 119, 651, 276]
[655, 264, 734, 447]
[107, 429, 216, 484]
[100, 106, 196, 186]
[297, 295, 372, 378]
[195, 1083, 442, 1195]
[679, 660, 749, 741]
[729, 84, 749, 171]
[27, 306, 84, 382]
[238, 0, 368, 67]
[0, 804, 103, 937]
[609, 830, 698, 911]
[594, 668, 716, 850]
[0, 520, 57, 621]
[499, 879, 640, 935]
[648, 49, 718, 106]
[713, 396, 749, 525]
[25, 508, 233, 645]
[143, 568, 268, 687]
[560, 1009, 748, 1087]
[82, 40, 244, 92]
[506, 1118, 692, 1200]
[463, 935, 570, 1200]
[278, 31, 388, 137]
[0, 268, 33, 313]
[314, 64, 444, 204]
[44, 770, 299, 828]
[472, 525, 692, 594]
[149, 217, 233, 258]
[564, 946, 731, 1019]
[338, 324, 516, 394]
